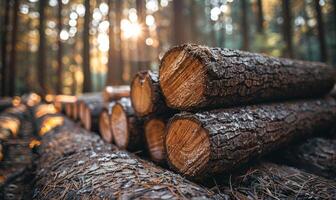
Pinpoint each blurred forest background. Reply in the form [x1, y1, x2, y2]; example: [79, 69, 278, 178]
[0, 0, 335, 96]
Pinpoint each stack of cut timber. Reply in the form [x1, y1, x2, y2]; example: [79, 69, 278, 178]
[155, 44, 336, 179]
[33, 115, 221, 199]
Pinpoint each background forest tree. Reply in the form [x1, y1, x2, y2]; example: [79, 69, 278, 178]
[0, 0, 335, 96]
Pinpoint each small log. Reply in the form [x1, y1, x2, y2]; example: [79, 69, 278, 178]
[159, 44, 336, 110]
[74, 92, 101, 120]
[0, 115, 20, 138]
[64, 102, 74, 118]
[83, 100, 104, 131]
[53, 95, 77, 112]
[102, 85, 130, 102]
[99, 102, 115, 143]
[144, 117, 168, 163]
[21, 93, 41, 107]
[276, 137, 336, 180]
[111, 98, 144, 150]
[78, 95, 103, 124]
[33, 104, 58, 119]
[131, 70, 173, 117]
[0, 98, 12, 112]
[36, 114, 66, 136]
[218, 162, 336, 199]
[165, 97, 336, 178]
[34, 119, 218, 199]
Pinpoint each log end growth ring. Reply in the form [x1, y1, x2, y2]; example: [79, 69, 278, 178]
[99, 111, 113, 143]
[111, 104, 129, 149]
[159, 47, 206, 110]
[166, 117, 210, 177]
[131, 72, 153, 116]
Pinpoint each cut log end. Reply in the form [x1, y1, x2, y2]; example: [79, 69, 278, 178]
[144, 118, 166, 162]
[111, 103, 128, 149]
[99, 111, 113, 143]
[160, 48, 206, 109]
[131, 72, 153, 116]
[166, 117, 210, 176]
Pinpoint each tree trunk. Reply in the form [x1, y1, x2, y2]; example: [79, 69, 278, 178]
[173, 0, 187, 45]
[136, 0, 149, 71]
[282, 0, 294, 58]
[144, 117, 169, 163]
[218, 162, 336, 199]
[314, 0, 328, 62]
[56, 0, 63, 94]
[241, 0, 249, 50]
[111, 97, 144, 151]
[99, 101, 115, 143]
[131, 70, 174, 117]
[82, 0, 92, 92]
[276, 137, 336, 180]
[102, 85, 130, 102]
[165, 97, 336, 178]
[159, 44, 336, 110]
[34, 120, 217, 199]
[38, 0, 47, 95]
[8, 0, 19, 97]
[256, 0, 264, 33]
[1, 0, 10, 96]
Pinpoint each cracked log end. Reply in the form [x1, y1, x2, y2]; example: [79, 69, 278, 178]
[131, 71, 154, 116]
[111, 103, 129, 149]
[99, 110, 113, 143]
[145, 118, 166, 162]
[166, 117, 210, 177]
[159, 47, 206, 110]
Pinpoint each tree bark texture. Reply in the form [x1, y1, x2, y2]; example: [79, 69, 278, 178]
[314, 0, 328, 62]
[159, 44, 335, 110]
[282, 0, 294, 58]
[38, 0, 47, 95]
[33, 118, 218, 199]
[131, 71, 174, 117]
[82, 0, 92, 92]
[218, 162, 336, 199]
[165, 97, 336, 178]
[276, 137, 336, 180]
[1, 0, 10, 96]
[8, 0, 19, 96]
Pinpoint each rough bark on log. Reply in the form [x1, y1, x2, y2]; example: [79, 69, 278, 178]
[131, 70, 174, 117]
[102, 85, 130, 102]
[165, 97, 336, 178]
[111, 97, 144, 151]
[33, 118, 219, 199]
[144, 117, 169, 163]
[275, 137, 336, 180]
[218, 162, 336, 199]
[159, 44, 336, 110]
[99, 102, 115, 143]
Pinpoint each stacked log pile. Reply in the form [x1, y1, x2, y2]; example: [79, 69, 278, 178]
[48, 44, 336, 199]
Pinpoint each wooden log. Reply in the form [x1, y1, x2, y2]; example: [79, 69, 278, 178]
[218, 162, 336, 199]
[53, 95, 77, 112]
[36, 114, 66, 136]
[159, 44, 336, 110]
[78, 95, 102, 124]
[64, 102, 74, 118]
[34, 119, 218, 199]
[21, 93, 41, 107]
[74, 92, 101, 120]
[165, 97, 336, 178]
[0, 115, 20, 138]
[144, 117, 168, 163]
[0, 98, 12, 112]
[102, 85, 130, 102]
[275, 137, 336, 180]
[131, 70, 174, 117]
[83, 100, 104, 131]
[99, 102, 115, 143]
[33, 104, 58, 119]
[111, 97, 144, 151]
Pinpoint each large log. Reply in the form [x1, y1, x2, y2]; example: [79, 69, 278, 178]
[144, 117, 169, 163]
[165, 97, 336, 178]
[276, 137, 336, 180]
[102, 85, 130, 102]
[131, 70, 173, 117]
[159, 44, 336, 110]
[111, 97, 144, 151]
[218, 162, 336, 199]
[99, 102, 115, 143]
[33, 118, 219, 199]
